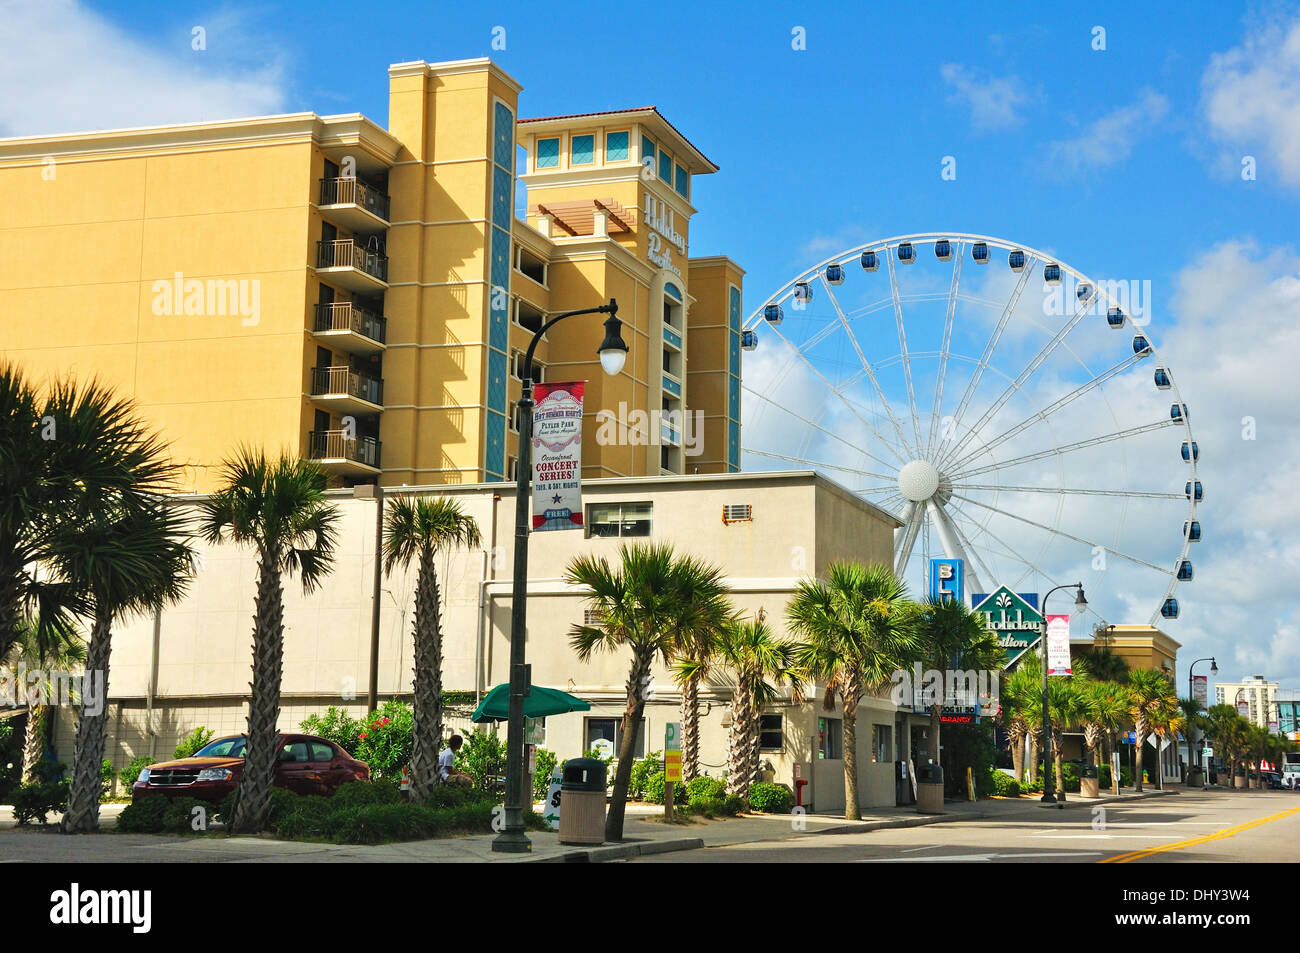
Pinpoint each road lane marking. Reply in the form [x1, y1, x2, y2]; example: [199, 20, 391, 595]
[900, 845, 942, 853]
[862, 850, 1102, 862]
[1098, 804, 1300, 863]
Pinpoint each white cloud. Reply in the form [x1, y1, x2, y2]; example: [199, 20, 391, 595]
[940, 63, 1033, 131]
[0, 0, 288, 137]
[1043, 90, 1169, 175]
[1201, 11, 1300, 186]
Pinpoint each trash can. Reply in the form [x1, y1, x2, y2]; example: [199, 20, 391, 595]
[916, 763, 944, 815]
[558, 757, 607, 845]
[1186, 766, 1204, 789]
[1080, 764, 1100, 799]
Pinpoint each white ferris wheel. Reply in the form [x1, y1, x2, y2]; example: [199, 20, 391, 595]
[740, 233, 1200, 628]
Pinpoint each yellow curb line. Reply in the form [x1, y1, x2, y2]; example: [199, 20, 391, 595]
[1098, 804, 1300, 863]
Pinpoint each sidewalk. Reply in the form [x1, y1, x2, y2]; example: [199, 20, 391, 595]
[0, 789, 1178, 863]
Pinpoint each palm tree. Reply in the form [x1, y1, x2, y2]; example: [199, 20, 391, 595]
[911, 597, 1000, 782]
[678, 611, 804, 800]
[1075, 647, 1130, 683]
[199, 451, 340, 834]
[1178, 696, 1204, 781]
[1045, 676, 1091, 799]
[0, 366, 176, 666]
[1002, 657, 1041, 783]
[57, 499, 193, 831]
[1082, 680, 1130, 794]
[1128, 668, 1179, 793]
[668, 575, 733, 785]
[382, 496, 481, 805]
[1204, 704, 1245, 784]
[2, 622, 86, 784]
[787, 561, 915, 821]
[566, 543, 728, 841]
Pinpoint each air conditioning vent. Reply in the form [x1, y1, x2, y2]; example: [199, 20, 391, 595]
[722, 504, 752, 524]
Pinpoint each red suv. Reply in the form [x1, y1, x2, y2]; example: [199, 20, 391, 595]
[131, 733, 369, 803]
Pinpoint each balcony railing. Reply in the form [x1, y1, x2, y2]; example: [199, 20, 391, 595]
[313, 302, 387, 344]
[309, 430, 381, 468]
[316, 239, 388, 283]
[319, 177, 391, 221]
[311, 365, 384, 406]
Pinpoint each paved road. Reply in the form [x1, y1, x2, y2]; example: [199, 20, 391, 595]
[630, 790, 1300, 862]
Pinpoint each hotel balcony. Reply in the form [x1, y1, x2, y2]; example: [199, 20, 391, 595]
[319, 177, 390, 232]
[308, 430, 381, 476]
[315, 239, 388, 294]
[312, 302, 386, 356]
[310, 365, 384, 415]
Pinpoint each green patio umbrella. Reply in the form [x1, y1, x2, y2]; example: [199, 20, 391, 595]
[470, 683, 591, 723]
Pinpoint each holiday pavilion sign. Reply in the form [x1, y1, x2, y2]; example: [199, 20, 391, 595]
[970, 586, 1042, 668]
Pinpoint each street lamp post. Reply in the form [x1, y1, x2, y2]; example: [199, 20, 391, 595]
[1039, 582, 1087, 804]
[491, 300, 627, 854]
[1187, 656, 1218, 778]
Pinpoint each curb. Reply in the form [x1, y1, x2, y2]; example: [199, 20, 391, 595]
[529, 837, 705, 863]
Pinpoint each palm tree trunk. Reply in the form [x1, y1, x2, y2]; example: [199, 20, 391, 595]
[232, 557, 285, 834]
[727, 676, 753, 799]
[1028, 736, 1039, 784]
[843, 692, 861, 821]
[681, 675, 700, 784]
[1009, 723, 1026, 783]
[22, 704, 48, 784]
[1111, 741, 1121, 794]
[606, 648, 652, 842]
[63, 610, 111, 833]
[1134, 723, 1147, 793]
[408, 549, 443, 805]
[1053, 731, 1065, 799]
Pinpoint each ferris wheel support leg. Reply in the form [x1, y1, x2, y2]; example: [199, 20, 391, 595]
[894, 508, 923, 579]
[895, 501, 916, 546]
[926, 500, 984, 596]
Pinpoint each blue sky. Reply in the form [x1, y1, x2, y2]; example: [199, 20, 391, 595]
[4, 0, 1300, 693]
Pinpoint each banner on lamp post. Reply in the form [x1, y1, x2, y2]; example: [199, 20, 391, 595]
[1192, 675, 1207, 708]
[1046, 614, 1072, 676]
[531, 381, 585, 532]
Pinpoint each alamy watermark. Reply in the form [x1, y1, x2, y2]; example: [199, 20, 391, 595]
[890, 664, 1000, 713]
[595, 401, 705, 457]
[0, 664, 104, 716]
[1044, 276, 1152, 327]
[152, 272, 260, 326]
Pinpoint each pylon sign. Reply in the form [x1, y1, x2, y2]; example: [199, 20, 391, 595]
[970, 585, 1042, 668]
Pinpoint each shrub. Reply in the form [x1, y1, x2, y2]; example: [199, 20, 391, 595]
[116, 796, 169, 832]
[420, 784, 492, 810]
[329, 801, 497, 845]
[1061, 763, 1081, 793]
[355, 701, 414, 779]
[1121, 767, 1134, 788]
[161, 797, 213, 834]
[118, 755, 155, 789]
[332, 778, 402, 809]
[101, 758, 115, 798]
[274, 796, 336, 839]
[627, 751, 663, 800]
[459, 730, 506, 793]
[13, 780, 69, 825]
[688, 795, 725, 818]
[687, 776, 727, 801]
[991, 772, 1021, 797]
[533, 748, 558, 800]
[300, 706, 363, 756]
[643, 772, 688, 805]
[173, 727, 216, 760]
[722, 794, 744, 816]
[747, 782, 794, 814]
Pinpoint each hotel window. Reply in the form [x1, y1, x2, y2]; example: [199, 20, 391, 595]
[514, 245, 547, 285]
[606, 130, 630, 161]
[586, 501, 653, 538]
[536, 137, 560, 169]
[510, 402, 522, 433]
[817, 717, 843, 760]
[507, 455, 518, 480]
[759, 714, 784, 751]
[585, 717, 646, 760]
[510, 350, 545, 384]
[674, 162, 689, 198]
[641, 134, 656, 168]
[570, 133, 595, 166]
[871, 724, 893, 763]
[658, 148, 672, 185]
[514, 298, 545, 335]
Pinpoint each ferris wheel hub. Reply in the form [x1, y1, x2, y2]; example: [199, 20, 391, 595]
[898, 460, 941, 502]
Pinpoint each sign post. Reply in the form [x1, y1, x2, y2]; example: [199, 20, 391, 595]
[664, 722, 682, 821]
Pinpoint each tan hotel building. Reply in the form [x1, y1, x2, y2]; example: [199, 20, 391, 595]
[0, 57, 744, 489]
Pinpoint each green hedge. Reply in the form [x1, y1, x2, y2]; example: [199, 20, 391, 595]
[686, 776, 727, 801]
[13, 780, 69, 825]
[990, 772, 1021, 797]
[747, 782, 794, 814]
[643, 772, 687, 805]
